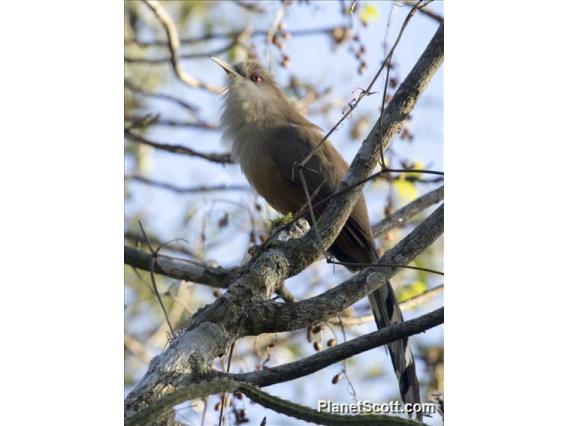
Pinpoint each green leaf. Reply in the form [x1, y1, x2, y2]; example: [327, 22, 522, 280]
[269, 212, 295, 230]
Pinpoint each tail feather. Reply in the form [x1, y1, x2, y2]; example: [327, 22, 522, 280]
[368, 282, 421, 413]
[330, 216, 421, 415]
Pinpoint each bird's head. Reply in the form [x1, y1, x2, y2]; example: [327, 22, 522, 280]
[211, 56, 290, 126]
[211, 56, 320, 161]
[211, 56, 279, 94]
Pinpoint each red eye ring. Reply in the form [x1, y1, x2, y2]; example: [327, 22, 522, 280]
[250, 72, 262, 83]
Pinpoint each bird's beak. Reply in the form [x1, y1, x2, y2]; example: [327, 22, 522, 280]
[210, 56, 240, 78]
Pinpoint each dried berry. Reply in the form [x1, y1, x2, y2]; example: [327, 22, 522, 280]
[332, 373, 343, 384]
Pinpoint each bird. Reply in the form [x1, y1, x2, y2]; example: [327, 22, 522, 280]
[211, 56, 421, 409]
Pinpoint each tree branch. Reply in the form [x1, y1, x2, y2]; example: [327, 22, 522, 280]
[125, 231, 198, 258]
[125, 129, 232, 164]
[127, 379, 422, 426]
[124, 79, 198, 113]
[229, 307, 443, 387]
[124, 246, 236, 289]
[125, 41, 238, 65]
[126, 175, 249, 195]
[373, 185, 444, 237]
[126, 308, 442, 425]
[243, 204, 443, 334]
[125, 114, 219, 131]
[403, 1, 444, 23]
[273, 23, 444, 278]
[141, 0, 223, 94]
[125, 25, 348, 48]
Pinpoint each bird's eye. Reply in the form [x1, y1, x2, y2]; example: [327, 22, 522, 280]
[250, 72, 262, 83]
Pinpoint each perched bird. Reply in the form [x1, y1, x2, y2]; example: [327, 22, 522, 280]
[212, 56, 420, 408]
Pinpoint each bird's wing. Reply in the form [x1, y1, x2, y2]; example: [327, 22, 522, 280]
[267, 124, 342, 205]
[269, 124, 421, 410]
[267, 124, 376, 264]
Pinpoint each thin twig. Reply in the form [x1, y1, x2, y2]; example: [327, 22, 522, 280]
[326, 259, 444, 276]
[297, 0, 425, 169]
[229, 307, 444, 387]
[125, 25, 345, 47]
[141, 0, 223, 94]
[399, 284, 444, 310]
[329, 284, 444, 326]
[218, 342, 236, 426]
[291, 1, 428, 266]
[126, 114, 218, 130]
[138, 221, 175, 336]
[264, 167, 442, 249]
[378, 2, 397, 169]
[125, 129, 232, 164]
[402, 0, 444, 23]
[373, 185, 444, 237]
[125, 41, 238, 65]
[126, 175, 249, 194]
[125, 79, 198, 112]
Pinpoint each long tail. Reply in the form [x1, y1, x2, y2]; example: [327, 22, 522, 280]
[329, 216, 421, 413]
[368, 282, 421, 413]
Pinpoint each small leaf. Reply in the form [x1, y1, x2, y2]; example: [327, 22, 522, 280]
[393, 179, 418, 202]
[360, 5, 379, 25]
[398, 280, 428, 302]
[269, 212, 294, 229]
[407, 160, 426, 178]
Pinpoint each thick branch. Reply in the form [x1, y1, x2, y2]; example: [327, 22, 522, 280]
[125, 322, 231, 417]
[240, 383, 421, 426]
[127, 309, 442, 425]
[127, 379, 421, 426]
[230, 307, 443, 387]
[275, 23, 444, 277]
[245, 204, 443, 334]
[124, 246, 236, 288]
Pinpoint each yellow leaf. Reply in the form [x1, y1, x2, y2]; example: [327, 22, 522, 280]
[393, 180, 418, 202]
[398, 280, 428, 302]
[360, 4, 379, 24]
[407, 160, 425, 178]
